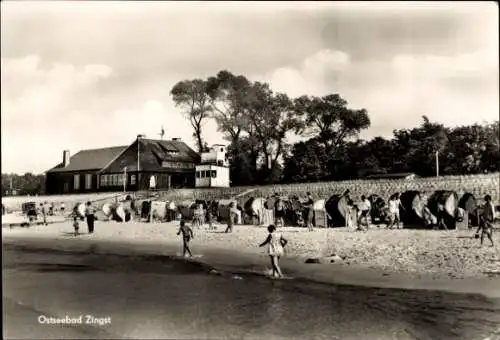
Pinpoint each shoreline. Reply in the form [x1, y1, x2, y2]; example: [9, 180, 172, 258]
[3, 231, 500, 299]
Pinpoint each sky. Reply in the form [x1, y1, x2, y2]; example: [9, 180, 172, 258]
[1, 1, 498, 174]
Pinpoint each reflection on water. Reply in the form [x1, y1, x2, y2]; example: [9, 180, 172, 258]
[139, 266, 500, 340]
[4, 248, 500, 340]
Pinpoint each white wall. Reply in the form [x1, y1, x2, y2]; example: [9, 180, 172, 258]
[200, 145, 228, 167]
[195, 165, 230, 188]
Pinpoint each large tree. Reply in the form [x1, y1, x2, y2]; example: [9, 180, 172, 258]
[244, 82, 304, 172]
[206, 70, 251, 144]
[294, 94, 370, 154]
[170, 79, 213, 153]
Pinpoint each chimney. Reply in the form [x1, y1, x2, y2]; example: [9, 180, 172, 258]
[63, 150, 70, 167]
[172, 138, 181, 141]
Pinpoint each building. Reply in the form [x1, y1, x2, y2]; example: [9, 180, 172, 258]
[45, 137, 200, 194]
[195, 144, 230, 188]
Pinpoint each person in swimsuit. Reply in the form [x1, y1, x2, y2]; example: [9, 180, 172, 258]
[259, 224, 288, 278]
[177, 220, 194, 257]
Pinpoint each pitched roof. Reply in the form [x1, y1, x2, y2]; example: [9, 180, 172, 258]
[100, 138, 201, 173]
[47, 146, 127, 173]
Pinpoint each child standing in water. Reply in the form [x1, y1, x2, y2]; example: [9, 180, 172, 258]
[259, 225, 288, 279]
[177, 220, 194, 258]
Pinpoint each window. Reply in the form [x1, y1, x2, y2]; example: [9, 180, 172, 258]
[112, 174, 118, 186]
[117, 174, 124, 186]
[217, 160, 224, 166]
[196, 171, 200, 178]
[220, 148, 223, 152]
[130, 175, 136, 185]
[100, 175, 107, 186]
[211, 170, 217, 178]
[205, 170, 210, 178]
[85, 174, 92, 189]
[73, 174, 80, 190]
[201, 171, 205, 178]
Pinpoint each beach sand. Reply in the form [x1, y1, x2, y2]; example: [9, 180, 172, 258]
[3, 219, 500, 297]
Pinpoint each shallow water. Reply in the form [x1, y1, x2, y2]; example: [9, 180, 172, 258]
[3, 246, 500, 340]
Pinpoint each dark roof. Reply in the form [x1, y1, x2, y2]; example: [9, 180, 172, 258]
[100, 138, 201, 173]
[365, 173, 417, 180]
[47, 138, 201, 174]
[47, 146, 127, 173]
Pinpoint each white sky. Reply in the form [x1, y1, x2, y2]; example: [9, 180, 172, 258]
[1, 1, 498, 174]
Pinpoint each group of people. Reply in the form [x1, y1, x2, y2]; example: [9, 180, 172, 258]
[344, 191, 405, 231]
[271, 190, 405, 232]
[71, 201, 96, 235]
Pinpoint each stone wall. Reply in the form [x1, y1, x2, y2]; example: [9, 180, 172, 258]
[159, 173, 500, 205]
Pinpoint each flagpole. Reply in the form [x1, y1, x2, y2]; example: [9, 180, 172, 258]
[123, 167, 127, 193]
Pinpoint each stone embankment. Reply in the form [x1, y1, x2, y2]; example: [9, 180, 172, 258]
[160, 173, 500, 206]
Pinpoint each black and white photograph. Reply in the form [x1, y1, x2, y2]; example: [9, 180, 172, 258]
[2, 1, 500, 339]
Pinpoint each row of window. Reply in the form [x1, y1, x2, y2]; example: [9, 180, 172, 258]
[196, 170, 217, 179]
[100, 174, 136, 187]
[73, 174, 136, 190]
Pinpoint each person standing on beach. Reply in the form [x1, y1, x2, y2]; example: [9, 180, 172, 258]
[305, 192, 315, 232]
[207, 201, 216, 230]
[259, 224, 288, 278]
[85, 201, 96, 234]
[274, 195, 286, 228]
[40, 203, 48, 225]
[72, 213, 80, 236]
[387, 193, 404, 229]
[177, 220, 194, 257]
[345, 199, 355, 229]
[357, 196, 371, 231]
[225, 202, 236, 233]
[475, 195, 495, 247]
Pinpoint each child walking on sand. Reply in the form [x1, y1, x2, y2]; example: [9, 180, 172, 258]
[225, 202, 237, 233]
[259, 225, 288, 279]
[72, 214, 80, 236]
[177, 220, 194, 257]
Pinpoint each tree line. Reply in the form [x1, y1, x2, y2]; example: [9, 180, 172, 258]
[2, 173, 45, 196]
[171, 70, 500, 186]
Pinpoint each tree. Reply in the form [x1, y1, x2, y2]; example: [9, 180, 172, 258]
[244, 82, 304, 172]
[282, 139, 329, 183]
[392, 116, 449, 176]
[443, 121, 499, 174]
[170, 79, 213, 153]
[2, 173, 45, 196]
[294, 94, 370, 154]
[206, 70, 251, 144]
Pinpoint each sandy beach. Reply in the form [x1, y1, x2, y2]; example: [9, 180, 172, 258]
[3, 219, 500, 283]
